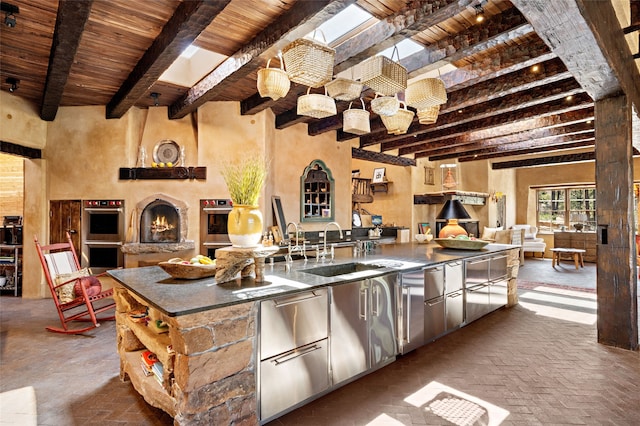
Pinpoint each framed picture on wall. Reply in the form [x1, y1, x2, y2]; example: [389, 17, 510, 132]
[372, 167, 386, 183]
[424, 166, 435, 185]
[418, 223, 431, 234]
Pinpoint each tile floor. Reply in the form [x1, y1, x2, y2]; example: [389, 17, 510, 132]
[1, 259, 638, 425]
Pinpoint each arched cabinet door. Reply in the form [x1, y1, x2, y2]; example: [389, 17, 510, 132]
[300, 160, 335, 222]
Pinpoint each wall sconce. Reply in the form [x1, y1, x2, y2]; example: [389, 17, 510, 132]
[6, 77, 19, 93]
[490, 191, 504, 203]
[1, 2, 19, 28]
[150, 92, 160, 106]
[436, 199, 471, 238]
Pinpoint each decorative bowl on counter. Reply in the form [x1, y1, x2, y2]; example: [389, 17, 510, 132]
[433, 238, 489, 250]
[158, 260, 217, 280]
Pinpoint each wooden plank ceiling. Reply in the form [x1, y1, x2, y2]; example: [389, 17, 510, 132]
[1, 0, 638, 168]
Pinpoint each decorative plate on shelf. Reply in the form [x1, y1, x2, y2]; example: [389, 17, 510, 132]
[433, 238, 489, 250]
[153, 140, 180, 165]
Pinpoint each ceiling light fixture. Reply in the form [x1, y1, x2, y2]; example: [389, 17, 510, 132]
[531, 65, 540, 73]
[6, 77, 19, 92]
[1, 2, 19, 28]
[474, 4, 485, 23]
[150, 92, 160, 106]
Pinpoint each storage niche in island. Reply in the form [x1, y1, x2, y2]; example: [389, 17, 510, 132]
[112, 286, 259, 425]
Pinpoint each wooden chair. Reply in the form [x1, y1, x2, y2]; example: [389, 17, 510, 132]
[34, 232, 115, 334]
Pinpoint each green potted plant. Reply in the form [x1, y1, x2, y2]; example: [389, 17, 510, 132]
[221, 157, 268, 247]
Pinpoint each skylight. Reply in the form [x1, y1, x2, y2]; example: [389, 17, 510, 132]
[180, 44, 199, 59]
[311, 4, 374, 44]
[379, 39, 425, 60]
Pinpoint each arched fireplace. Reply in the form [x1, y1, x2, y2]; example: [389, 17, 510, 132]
[140, 199, 180, 243]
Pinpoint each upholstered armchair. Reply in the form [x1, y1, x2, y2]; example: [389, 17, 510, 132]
[512, 225, 546, 258]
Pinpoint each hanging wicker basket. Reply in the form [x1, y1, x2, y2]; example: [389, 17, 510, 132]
[370, 93, 399, 117]
[343, 98, 370, 135]
[417, 105, 440, 124]
[282, 30, 335, 88]
[257, 57, 290, 100]
[381, 101, 414, 135]
[297, 87, 336, 119]
[406, 78, 447, 109]
[360, 46, 407, 96]
[325, 77, 363, 101]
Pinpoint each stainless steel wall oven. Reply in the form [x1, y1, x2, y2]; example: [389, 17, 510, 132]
[81, 200, 125, 273]
[200, 199, 232, 257]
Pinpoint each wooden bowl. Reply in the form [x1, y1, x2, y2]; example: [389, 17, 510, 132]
[158, 261, 217, 280]
[433, 238, 489, 250]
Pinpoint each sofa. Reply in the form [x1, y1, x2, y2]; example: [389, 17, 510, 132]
[512, 225, 546, 258]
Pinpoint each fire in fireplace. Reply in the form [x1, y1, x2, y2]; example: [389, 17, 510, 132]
[140, 199, 180, 243]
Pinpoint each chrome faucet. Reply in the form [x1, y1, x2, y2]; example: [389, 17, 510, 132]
[286, 222, 306, 262]
[320, 222, 343, 261]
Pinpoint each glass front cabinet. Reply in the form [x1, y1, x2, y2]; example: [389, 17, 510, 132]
[301, 160, 335, 222]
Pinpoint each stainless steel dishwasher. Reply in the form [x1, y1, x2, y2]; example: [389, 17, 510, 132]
[424, 265, 445, 343]
[259, 288, 329, 422]
[398, 268, 426, 354]
[331, 273, 397, 386]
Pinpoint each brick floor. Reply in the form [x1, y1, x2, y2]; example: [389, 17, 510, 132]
[1, 268, 638, 425]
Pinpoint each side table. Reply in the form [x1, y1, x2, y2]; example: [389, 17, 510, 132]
[215, 245, 280, 283]
[550, 248, 585, 270]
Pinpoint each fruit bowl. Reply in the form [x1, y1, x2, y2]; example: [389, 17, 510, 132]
[433, 238, 489, 250]
[158, 259, 217, 280]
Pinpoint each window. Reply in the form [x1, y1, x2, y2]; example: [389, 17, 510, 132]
[537, 187, 596, 232]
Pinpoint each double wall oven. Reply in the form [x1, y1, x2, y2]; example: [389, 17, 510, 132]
[200, 199, 232, 258]
[81, 200, 125, 274]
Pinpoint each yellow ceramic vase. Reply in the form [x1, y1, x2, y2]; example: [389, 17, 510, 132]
[227, 205, 263, 247]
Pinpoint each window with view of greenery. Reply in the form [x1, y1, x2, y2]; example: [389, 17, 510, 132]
[537, 187, 596, 232]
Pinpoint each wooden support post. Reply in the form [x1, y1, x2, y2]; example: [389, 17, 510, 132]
[595, 94, 638, 350]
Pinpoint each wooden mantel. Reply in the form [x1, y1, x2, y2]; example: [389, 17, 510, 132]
[414, 190, 489, 206]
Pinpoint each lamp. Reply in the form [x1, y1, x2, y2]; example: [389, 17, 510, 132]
[6, 77, 19, 93]
[1, 2, 19, 28]
[436, 199, 471, 238]
[150, 92, 160, 106]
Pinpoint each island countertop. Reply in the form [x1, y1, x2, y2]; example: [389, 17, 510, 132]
[108, 241, 517, 317]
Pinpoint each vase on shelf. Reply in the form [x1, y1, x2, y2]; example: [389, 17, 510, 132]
[227, 205, 263, 247]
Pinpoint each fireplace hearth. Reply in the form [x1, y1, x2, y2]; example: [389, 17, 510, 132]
[122, 193, 194, 256]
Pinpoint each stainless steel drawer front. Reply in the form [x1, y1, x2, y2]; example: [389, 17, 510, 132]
[260, 289, 328, 360]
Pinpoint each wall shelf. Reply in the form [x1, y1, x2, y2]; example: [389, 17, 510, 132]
[370, 181, 391, 193]
[119, 167, 206, 180]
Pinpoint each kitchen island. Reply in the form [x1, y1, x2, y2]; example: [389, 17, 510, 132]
[109, 241, 520, 425]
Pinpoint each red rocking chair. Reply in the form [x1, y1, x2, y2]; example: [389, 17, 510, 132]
[34, 232, 116, 334]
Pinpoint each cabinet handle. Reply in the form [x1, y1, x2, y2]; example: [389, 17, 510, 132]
[371, 285, 381, 316]
[404, 286, 411, 343]
[272, 344, 321, 365]
[272, 291, 323, 308]
[359, 287, 368, 321]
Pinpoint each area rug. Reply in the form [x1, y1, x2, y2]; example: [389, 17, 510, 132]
[0, 386, 37, 425]
[517, 280, 596, 294]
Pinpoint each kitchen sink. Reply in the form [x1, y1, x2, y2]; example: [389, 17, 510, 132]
[300, 262, 385, 277]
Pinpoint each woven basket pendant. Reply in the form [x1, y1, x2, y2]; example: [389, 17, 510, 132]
[406, 78, 447, 109]
[257, 57, 290, 100]
[282, 30, 335, 88]
[361, 46, 407, 96]
[343, 98, 370, 135]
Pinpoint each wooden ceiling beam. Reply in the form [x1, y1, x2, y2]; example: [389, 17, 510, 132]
[40, 0, 94, 121]
[0, 141, 42, 159]
[489, 151, 596, 169]
[170, 0, 356, 119]
[381, 95, 594, 153]
[276, 7, 533, 129]
[241, 0, 471, 117]
[367, 78, 585, 149]
[404, 121, 595, 157]
[352, 148, 415, 166]
[513, 0, 640, 117]
[426, 133, 595, 161]
[105, 0, 230, 119]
